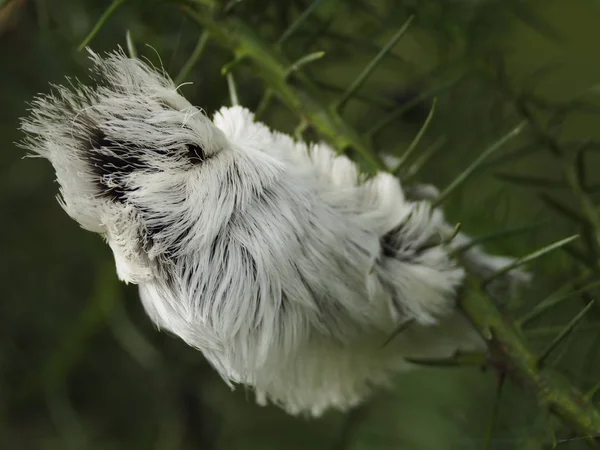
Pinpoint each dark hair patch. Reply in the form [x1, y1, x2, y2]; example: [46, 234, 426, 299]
[87, 128, 147, 202]
[186, 143, 206, 165]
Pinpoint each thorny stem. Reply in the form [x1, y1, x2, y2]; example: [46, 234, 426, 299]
[460, 280, 600, 446]
[180, 4, 386, 172]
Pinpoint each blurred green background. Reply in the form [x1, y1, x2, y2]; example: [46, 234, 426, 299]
[3, 0, 600, 448]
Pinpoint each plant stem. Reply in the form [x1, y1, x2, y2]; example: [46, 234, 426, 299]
[181, 5, 385, 172]
[460, 280, 600, 444]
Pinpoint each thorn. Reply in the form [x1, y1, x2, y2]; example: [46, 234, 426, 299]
[277, 0, 325, 47]
[226, 72, 239, 106]
[495, 172, 567, 189]
[404, 350, 488, 368]
[392, 98, 437, 175]
[537, 300, 595, 368]
[125, 30, 137, 59]
[77, 0, 127, 52]
[450, 220, 547, 257]
[367, 74, 462, 139]
[380, 318, 415, 347]
[175, 30, 210, 85]
[221, 57, 244, 76]
[445, 222, 462, 244]
[433, 121, 528, 207]
[482, 234, 579, 288]
[403, 135, 447, 182]
[255, 89, 274, 119]
[314, 79, 394, 109]
[481, 142, 543, 169]
[335, 15, 414, 113]
[284, 51, 325, 78]
[518, 279, 600, 328]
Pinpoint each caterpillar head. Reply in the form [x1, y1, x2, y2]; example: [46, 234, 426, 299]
[19, 49, 238, 284]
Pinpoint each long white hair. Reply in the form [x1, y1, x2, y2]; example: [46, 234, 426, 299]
[20, 49, 528, 416]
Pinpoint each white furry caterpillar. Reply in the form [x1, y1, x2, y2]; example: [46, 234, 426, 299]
[20, 49, 528, 416]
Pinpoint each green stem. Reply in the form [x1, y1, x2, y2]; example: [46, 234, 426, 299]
[460, 279, 600, 444]
[181, 5, 385, 172]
